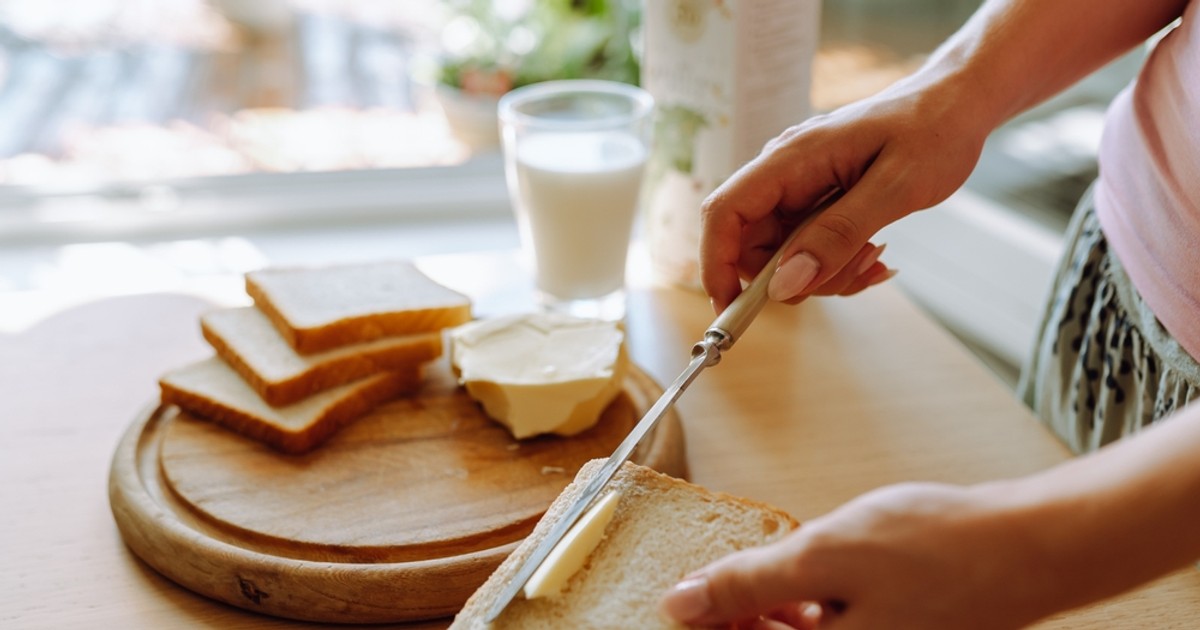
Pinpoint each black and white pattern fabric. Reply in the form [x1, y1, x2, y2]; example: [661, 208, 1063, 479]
[1019, 184, 1200, 454]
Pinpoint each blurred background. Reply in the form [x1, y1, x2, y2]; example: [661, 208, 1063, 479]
[0, 0, 1145, 384]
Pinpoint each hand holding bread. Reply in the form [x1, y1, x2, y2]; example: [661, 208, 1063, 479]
[660, 482, 1048, 630]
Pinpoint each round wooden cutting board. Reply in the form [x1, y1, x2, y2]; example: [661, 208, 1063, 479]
[108, 360, 687, 624]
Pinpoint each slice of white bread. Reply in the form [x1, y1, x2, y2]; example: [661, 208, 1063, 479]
[450, 460, 799, 629]
[245, 260, 472, 354]
[201, 306, 442, 407]
[159, 356, 421, 454]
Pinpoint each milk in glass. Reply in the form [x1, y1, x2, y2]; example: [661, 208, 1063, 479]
[511, 130, 646, 301]
[498, 80, 653, 320]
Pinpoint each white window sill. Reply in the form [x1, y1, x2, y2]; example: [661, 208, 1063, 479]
[0, 152, 510, 243]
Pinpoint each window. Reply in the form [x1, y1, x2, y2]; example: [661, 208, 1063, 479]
[0, 0, 641, 239]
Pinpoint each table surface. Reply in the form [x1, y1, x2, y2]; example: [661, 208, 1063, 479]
[4, 252, 1200, 629]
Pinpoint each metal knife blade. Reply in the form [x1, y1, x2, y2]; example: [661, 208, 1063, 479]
[482, 193, 838, 624]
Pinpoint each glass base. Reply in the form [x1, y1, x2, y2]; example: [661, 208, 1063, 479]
[538, 289, 626, 322]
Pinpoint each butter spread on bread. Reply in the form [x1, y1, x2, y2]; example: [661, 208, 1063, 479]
[523, 491, 621, 599]
[448, 313, 627, 439]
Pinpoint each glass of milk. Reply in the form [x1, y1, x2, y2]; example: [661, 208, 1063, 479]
[498, 80, 653, 321]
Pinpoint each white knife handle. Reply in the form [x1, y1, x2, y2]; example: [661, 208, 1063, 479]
[704, 247, 783, 350]
[705, 191, 841, 350]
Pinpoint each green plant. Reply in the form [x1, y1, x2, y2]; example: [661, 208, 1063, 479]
[439, 0, 641, 97]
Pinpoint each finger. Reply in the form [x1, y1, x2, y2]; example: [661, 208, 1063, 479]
[816, 601, 850, 630]
[749, 618, 801, 630]
[698, 164, 784, 313]
[700, 152, 842, 312]
[809, 243, 884, 297]
[761, 601, 848, 630]
[828, 263, 898, 299]
[658, 540, 838, 626]
[782, 260, 896, 305]
[765, 165, 903, 303]
[736, 212, 788, 285]
[767, 602, 819, 628]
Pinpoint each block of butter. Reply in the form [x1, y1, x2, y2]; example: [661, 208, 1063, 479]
[448, 313, 627, 439]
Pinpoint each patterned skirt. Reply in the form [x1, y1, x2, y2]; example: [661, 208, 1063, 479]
[1018, 185, 1200, 454]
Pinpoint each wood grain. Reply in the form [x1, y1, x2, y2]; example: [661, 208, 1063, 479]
[7, 260, 1200, 629]
[109, 359, 686, 624]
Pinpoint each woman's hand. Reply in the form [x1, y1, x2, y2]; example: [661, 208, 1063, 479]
[662, 400, 1200, 629]
[658, 481, 1055, 630]
[701, 78, 988, 312]
[701, 0, 1188, 314]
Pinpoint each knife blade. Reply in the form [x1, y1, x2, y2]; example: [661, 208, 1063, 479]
[482, 192, 839, 624]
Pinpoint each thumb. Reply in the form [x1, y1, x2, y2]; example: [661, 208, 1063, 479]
[658, 538, 836, 626]
[766, 172, 898, 303]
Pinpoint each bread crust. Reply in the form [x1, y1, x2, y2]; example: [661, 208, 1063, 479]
[201, 307, 442, 406]
[160, 358, 421, 454]
[154, 260, 472, 453]
[245, 261, 471, 355]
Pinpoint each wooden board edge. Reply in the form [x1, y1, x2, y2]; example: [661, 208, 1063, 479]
[108, 402, 508, 624]
[107, 362, 689, 624]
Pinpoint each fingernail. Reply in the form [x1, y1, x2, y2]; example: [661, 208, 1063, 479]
[868, 268, 899, 286]
[659, 576, 711, 622]
[767, 252, 820, 302]
[855, 243, 887, 276]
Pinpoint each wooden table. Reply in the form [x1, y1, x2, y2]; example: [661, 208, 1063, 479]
[4, 255, 1200, 628]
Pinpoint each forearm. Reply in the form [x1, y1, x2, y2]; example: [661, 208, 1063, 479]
[897, 0, 1187, 133]
[998, 401, 1200, 617]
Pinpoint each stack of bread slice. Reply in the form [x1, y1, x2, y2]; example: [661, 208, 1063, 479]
[159, 260, 472, 454]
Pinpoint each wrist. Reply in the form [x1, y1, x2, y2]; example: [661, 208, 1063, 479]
[969, 478, 1082, 624]
[889, 58, 1009, 149]
[977, 468, 1159, 622]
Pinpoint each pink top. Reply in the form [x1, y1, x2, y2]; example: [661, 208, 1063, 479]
[1095, 1, 1200, 362]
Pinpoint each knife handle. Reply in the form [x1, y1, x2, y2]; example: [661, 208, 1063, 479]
[705, 191, 841, 350]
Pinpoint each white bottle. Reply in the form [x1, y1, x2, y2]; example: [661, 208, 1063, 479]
[641, 0, 821, 290]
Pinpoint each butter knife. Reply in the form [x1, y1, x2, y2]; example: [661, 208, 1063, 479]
[483, 194, 837, 623]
